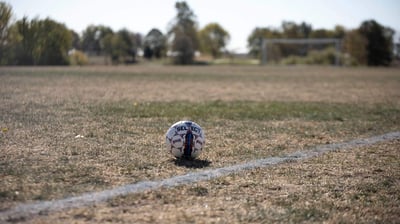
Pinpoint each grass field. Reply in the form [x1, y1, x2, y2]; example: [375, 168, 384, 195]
[0, 65, 399, 223]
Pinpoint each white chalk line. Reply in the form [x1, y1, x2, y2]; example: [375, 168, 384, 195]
[1, 131, 399, 222]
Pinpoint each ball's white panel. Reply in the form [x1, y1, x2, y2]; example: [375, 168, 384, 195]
[171, 135, 184, 148]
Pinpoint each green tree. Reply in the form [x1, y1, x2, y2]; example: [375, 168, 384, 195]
[118, 29, 141, 62]
[110, 33, 128, 64]
[81, 25, 113, 55]
[281, 21, 312, 38]
[102, 29, 140, 64]
[70, 29, 81, 50]
[309, 28, 340, 53]
[172, 34, 194, 64]
[12, 17, 71, 65]
[248, 22, 313, 60]
[117, 29, 139, 62]
[199, 23, 230, 59]
[1, 4, 72, 65]
[358, 20, 394, 66]
[247, 27, 281, 58]
[143, 28, 166, 59]
[0, 2, 14, 64]
[35, 18, 72, 65]
[281, 21, 313, 56]
[101, 32, 114, 63]
[13, 17, 33, 64]
[0, 1, 12, 46]
[342, 29, 368, 65]
[310, 29, 334, 38]
[333, 25, 346, 39]
[168, 1, 199, 64]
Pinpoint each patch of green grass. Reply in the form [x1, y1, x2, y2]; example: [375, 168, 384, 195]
[91, 100, 400, 123]
[285, 207, 329, 222]
[0, 67, 261, 82]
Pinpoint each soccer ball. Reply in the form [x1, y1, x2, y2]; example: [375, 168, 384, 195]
[165, 121, 205, 159]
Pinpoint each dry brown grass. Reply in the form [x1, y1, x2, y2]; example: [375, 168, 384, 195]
[1, 65, 399, 103]
[28, 140, 400, 224]
[1, 65, 399, 222]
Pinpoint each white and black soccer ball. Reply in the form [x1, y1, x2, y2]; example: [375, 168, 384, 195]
[165, 121, 205, 159]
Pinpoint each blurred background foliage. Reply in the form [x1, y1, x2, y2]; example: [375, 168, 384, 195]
[0, 1, 398, 66]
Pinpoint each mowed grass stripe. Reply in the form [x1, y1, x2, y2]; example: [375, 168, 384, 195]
[2, 131, 399, 222]
[91, 100, 400, 122]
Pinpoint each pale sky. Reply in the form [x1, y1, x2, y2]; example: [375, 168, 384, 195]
[7, 0, 400, 53]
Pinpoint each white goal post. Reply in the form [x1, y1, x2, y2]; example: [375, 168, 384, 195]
[261, 38, 342, 65]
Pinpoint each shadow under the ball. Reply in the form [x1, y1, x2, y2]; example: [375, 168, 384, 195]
[173, 158, 212, 168]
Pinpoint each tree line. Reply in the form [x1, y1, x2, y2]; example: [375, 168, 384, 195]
[0, 1, 397, 66]
[248, 20, 395, 66]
